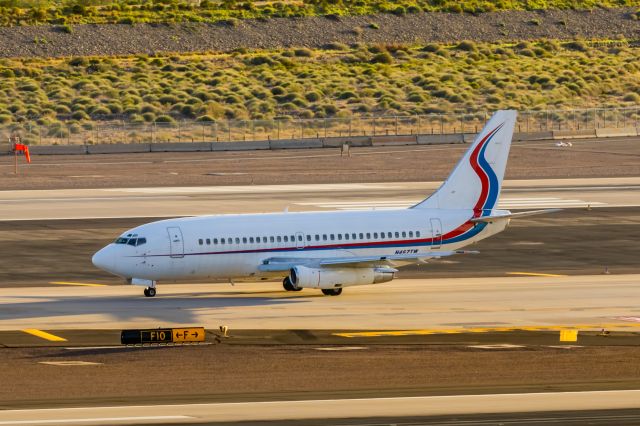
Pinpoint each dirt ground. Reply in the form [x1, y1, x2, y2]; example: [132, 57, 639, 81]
[2, 344, 640, 409]
[1, 138, 639, 190]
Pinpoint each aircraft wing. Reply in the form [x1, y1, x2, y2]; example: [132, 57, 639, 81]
[258, 250, 478, 272]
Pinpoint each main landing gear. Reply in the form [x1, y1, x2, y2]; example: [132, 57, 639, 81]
[321, 288, 343, 296]
[282, 276, 302, 292]
[143, 287, 156, 297]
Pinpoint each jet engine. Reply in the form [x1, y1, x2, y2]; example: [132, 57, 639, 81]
[289, 265, 395, 289]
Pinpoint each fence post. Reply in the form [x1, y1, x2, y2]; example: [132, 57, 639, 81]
[373, 117, 376, 136]
[417, 115, 421, 135]
[440, 114, 444, 134]
[395, 116, 398, 135]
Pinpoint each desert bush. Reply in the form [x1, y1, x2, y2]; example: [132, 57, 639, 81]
[371, 52, 393, 64]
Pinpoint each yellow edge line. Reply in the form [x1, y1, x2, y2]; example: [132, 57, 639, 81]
[22, 329, 67, 342]
[507, 272, 567, 277]
[50, 281, 106, 287]
[334, 323, 640, 338]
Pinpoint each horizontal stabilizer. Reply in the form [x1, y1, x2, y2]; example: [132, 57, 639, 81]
[470, 208, 561, 223]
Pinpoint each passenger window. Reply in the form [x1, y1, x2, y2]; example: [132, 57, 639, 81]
[409, 231, 414, 237]
[359, 233, 364, 239]
[337, 234, 342, 240]
[262, 237, 267, 243]
[416, 231, 421, 237]
[235, 237, 240, 244]
[345, 234, 349, 240]
[291, 235, 295, 241]
[315, 235, 320, 241]
[395, 232, 399, 238]
[284, 236, 289, 242]
[277, 236, 282, 242]
[306, 235, 311, 241]
[366, 233, 371, 239]
[387, 232, 392, 238]
[330, 234, 335, 240]
[242, 237, 247, 243]
[198, 239, 203, 245]
[352, 233, 356, 239]
[270, 236, 275, 242]
[323, 235, 327, 241]
[402, 232, 406, 238]
[249, 237, 254, 243]
[373, 233, 378, 238]
[298, 235, 303, 241]
[206, 238, 211, 245]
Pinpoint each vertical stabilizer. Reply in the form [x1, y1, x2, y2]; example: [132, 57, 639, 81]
[411, 110, 517, 215]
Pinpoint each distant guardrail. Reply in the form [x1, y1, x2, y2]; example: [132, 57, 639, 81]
[1, 107, 639, 149]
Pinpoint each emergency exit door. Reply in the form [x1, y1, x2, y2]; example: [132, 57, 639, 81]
[430, 218, 443, 250]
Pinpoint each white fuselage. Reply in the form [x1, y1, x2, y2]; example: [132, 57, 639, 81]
[92, 207, 508, 282]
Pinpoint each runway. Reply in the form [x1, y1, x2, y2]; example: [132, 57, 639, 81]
[1, 177, 638, 220]
[1, 391, 640, 425]
[1, 274, 639, 331]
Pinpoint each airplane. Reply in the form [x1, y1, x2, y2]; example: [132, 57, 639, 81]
[92, 110, 553, 297]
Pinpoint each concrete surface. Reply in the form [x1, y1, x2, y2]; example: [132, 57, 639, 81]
[1, 274, 639, 330]
[1, 391, 640, 425]
[0, 177, 638, 220]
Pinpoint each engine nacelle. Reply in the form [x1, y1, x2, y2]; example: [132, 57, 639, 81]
[289, 266, 395, 290]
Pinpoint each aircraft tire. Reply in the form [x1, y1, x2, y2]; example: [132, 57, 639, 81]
[321, 288, 343, 296]
[145, 287, 156, 297]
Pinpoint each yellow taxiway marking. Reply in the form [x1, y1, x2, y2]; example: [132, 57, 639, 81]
[507, 272, 567, 277]
[334, 323, 640, 338]
[22, 329, 67, 342]
[49, 281, 106, 287]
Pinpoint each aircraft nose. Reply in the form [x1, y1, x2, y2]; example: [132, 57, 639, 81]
[92, 246, 115, 272]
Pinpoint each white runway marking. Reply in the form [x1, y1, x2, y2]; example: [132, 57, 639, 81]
[38, 361, 103, 366]
[0, 416, 192, 425]
[297, 197, 607, 210]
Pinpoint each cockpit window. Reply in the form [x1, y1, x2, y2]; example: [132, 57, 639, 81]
[115, 235, 147, 246]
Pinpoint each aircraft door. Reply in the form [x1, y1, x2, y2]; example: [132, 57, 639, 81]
[167, 226, 184, 258]
[295, 232, 305, 249]
[430, 218, 442, 250]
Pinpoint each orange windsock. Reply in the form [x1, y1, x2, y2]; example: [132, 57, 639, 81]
[14, 143, 30, 163]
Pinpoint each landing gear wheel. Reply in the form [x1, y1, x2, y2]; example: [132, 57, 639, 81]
[321, 288, 343, 296]
[144, 287, 156, 297]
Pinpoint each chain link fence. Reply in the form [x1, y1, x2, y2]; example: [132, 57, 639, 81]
[2, 107, 640, 146]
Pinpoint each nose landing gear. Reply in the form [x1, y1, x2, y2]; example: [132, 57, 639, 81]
[129, 278, 157, 297]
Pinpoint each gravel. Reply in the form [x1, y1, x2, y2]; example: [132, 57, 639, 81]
[0, 8, 638, 58]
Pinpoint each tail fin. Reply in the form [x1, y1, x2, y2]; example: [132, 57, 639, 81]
[411, 110, 517, 215]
